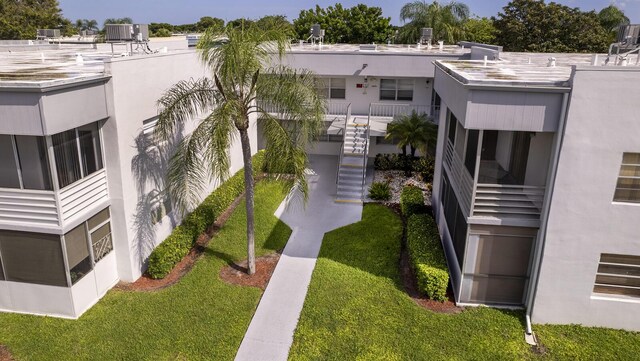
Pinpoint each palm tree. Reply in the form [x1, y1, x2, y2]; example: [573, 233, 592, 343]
[156, 22, 324, 275]
[386, 111, 437, 157]
[399, 1, 470, 44]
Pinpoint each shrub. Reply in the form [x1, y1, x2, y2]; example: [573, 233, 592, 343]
[400, 185, 425, 217]
[407, 214, 449, 301]
[147, 151, 266, 279]
[413, 156, 435, 183]
[368, 182, 391, 201]
[374, 153, 435, 183]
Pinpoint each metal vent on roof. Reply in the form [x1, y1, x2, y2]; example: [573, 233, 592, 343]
[359, 44, 377, 51]
[420, 28, 433, 44]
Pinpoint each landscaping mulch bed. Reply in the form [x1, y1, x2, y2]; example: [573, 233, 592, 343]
[219, 252, 281, 290]
[400, 243, 462, 314]
[0, 345, 14, 361]
[372, 170, 432, 205]
[117, 193, 245, 292]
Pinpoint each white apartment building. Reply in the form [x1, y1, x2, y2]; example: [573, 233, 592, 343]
[1, 30, 639, 333]
[0, 41, 255, 318]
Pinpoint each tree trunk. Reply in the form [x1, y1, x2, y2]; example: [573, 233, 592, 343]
[410, 146, 417, 157]
[402, 145, 407, 156]
[239, 128, 256, 275]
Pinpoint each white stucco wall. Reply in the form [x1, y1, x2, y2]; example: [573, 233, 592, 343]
[103, 51, 256, 282]
[532, 66, 640, 331]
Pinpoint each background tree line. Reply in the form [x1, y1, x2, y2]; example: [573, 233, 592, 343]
[0, 0, 633, 53]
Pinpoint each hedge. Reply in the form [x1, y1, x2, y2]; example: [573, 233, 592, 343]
[400, 185, 426, 218]
[147, 151, 266, 279]
[407, 214, 449, 302]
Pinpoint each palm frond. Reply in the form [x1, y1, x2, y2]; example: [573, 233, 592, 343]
[156, 78, 218, 141]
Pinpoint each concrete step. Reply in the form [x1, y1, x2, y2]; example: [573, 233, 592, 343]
[337, 190, 363, 199]
[338, 183, 363, 192]
[335, 198, 363, 204]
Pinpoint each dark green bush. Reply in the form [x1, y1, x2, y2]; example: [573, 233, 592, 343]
[400, 185, 426, 217]
[368, 182, 391, 201]
[374, 153, 435, 183]
[407, 214, 449, 301]
[147, 151, 266, 279]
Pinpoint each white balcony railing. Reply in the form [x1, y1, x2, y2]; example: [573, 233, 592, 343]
[0, 188, 59, 228]
[369, 103, 431, 119]
[443, 139, 474, 215]
[59, 169, 109, 224]
[473, 184, 545, 220]
[0, 169, 109, 230]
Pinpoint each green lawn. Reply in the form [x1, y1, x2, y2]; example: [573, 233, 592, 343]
[0, 180, 292, 361]
[289, 204, 640, 360]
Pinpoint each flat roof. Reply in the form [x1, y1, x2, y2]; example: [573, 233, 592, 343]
[0, 38, 191, 88]
[437, 52, 640, 87]
[289, 42, 469, 56]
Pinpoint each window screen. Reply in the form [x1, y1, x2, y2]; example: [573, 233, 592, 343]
[380, 79, 396, 100]
[64, 225, 92, 284]
[329, 78, 346, 99]
[0, 135, 21, 188]
[594, 253, 640, 297]
[91, 222, 113, 262]
[52, 130, 81, 188]
[0, 231, 67, 287]
[78, 123, 103, 176]
[15, 136, 52, 190]
[613, 153, 640, 203]
[397, 79, 414, 101]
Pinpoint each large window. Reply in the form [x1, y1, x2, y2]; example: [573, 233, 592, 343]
[65, 224, 92, 284]
[320, 78, 346, 100]
[52, 122, 104, 188]
[594, 253, 640, 298]
[0, 135, 52, 190]
[0, 231, 67, 287]
[441, 172, 467, 267]
[380, 79, 414, 101]
[613, 153, 640, 203]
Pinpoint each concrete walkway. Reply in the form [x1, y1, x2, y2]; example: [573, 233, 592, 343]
[235, 155, 363, 361]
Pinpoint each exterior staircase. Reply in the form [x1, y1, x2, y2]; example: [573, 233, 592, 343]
[336, 118, 370, 203]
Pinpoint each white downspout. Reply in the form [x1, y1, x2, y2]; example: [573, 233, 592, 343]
[524, 90, 570, 344]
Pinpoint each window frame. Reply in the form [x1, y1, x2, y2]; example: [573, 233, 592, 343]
[52, 121, 105, 189]
[593, 253, 640, 298]
[613, 153, 640, 203]
[0, 134, 53, 191]
[379, 78, 414, 101]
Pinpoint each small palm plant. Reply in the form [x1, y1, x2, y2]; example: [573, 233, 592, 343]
[385, 111, 438, 157]
[399, 0, 470, 44]
[156, 22, 324, 274]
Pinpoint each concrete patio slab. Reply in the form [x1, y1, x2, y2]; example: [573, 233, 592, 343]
[235, 155, 363, 361]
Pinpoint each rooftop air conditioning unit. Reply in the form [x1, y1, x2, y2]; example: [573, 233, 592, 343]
[617, 24, 640, 47]
[311, 24, 322, 38]
[133, 24, 149, 42]
[105, 24, 134, 42]
[420, 28, 433, 44]
[37, 29, 61, 38]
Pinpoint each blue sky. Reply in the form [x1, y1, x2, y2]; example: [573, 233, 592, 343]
[58, 0, 639, 25]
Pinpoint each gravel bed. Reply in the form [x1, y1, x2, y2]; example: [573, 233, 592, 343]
[370, 170, 432, 205]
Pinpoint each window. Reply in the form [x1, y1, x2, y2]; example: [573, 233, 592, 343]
[15, 136, 52, 190]
[88, 208, 113, 263]
[320, 78, 346, 100]
[447, 112, 457, 144]
[613, 153, 640, 203]
[0, 135, 53, 190]
[0, 135, 20, 188]
[0, 231, 67, 287]
[52, 122, 104, 188]
[64, 224, 92, 284]
[329, 78, 346, 99]
[380, 79, 414, 101]
[594, 253, 640, 298]
[465, 130, 479, 176]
